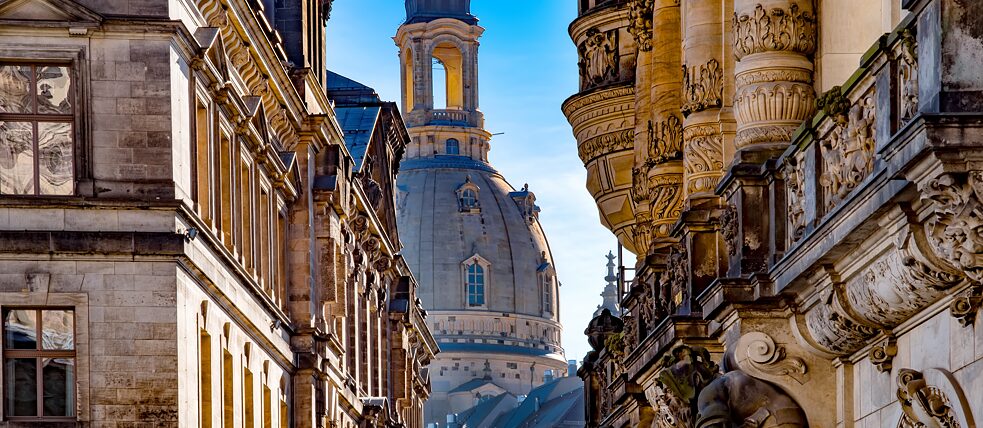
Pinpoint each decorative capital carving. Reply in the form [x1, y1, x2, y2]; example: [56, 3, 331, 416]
[647, 115, 684, 165]
[627, 0, 654, 52]
[682, 59, 723, 117]
[735, 332, 808, 384]
[733, 3, 817, 60]
[950, 285, 982, 327]
[869, 335, 897, 373]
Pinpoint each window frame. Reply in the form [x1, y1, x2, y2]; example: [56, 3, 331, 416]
[466, 263, 485, 307]
[2, 307, 77, 422]
[0, 62, 79, 197]
[445, 138, 460, 155]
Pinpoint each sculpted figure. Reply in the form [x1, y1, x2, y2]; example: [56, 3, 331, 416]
[583, 28, 617, 85]
[695, 367, 808, 428]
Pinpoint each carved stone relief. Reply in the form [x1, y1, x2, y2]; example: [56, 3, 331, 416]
[696, 370, 808, 428]
[633, 166, 651, 204]
[682, 59, 723, 117]
[578, 129, 635, 163]
[733, 3, 817, 60]
[869, 335, 897, 373]
[649, 174, 684, 239]
[628, 0, 654, 52]
[662, 245, 689, 311]
[897, 368, 976, 428]
[580, 28, 619, 89]
[818, 91, 877, 213]
[786, 151, 807, 243]
[682, 125, 724, 196]
[920, 171, 983, 282]
[648, 115, 684, 165]
[898, 29, 919, 126]
[734, 332, 808, 384]
[950, 285, 982, 327]
[645, 346, 720, 428]
[720, 204, 739, 257]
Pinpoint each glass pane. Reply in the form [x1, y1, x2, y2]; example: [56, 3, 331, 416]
[36, 66, 72, 114]
[42, 357, 74, 417]
[0, 65, 33, 113]
[0, 121, 35, 195]
[4, 309, 38, 350]
[37, 122, 73, 195]
[41, 310, 74, 350]
[5, 358, 38, 416]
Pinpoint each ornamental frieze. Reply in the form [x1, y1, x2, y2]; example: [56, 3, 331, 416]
[682, 125, 724, 195]
[627, 0, 654, 52]
[733, 3, 817, 60]
[647, 115, 684, 165]
[577, 129, 635, 163]
[681, 59, 723, 117]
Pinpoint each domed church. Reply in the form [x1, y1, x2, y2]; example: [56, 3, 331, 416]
[393, 0, 568, 424]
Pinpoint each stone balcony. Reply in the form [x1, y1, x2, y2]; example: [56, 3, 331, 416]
[404, 108, 483, 128]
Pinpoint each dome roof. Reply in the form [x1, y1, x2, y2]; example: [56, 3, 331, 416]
[396, 156, 557, 321]
[404, 0, 477, 25]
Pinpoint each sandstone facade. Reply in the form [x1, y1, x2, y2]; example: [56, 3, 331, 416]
[566, 0, 983, 426]
[0, 0, 436, 427]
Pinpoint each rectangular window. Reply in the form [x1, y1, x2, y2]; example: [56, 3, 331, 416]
[223, 351, 233, 428]
[467, 264, 485, 307]
[218, 133, 233, 249]
[194, 99, 212, 222]
[239, 157, 253, 270]
[259, 187, 271, 292]
[263, 385, 272, 428]
[0, 64, 75, 196]
[2, 308, 76, 421]
[243, 367, 254, 428]
[200, 330, 212, 428]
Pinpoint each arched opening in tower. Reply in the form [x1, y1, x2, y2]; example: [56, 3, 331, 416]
[431, 41, 464, 110]
[403, 47, 415, 112]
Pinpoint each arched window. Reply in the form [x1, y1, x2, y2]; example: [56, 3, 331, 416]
[446, 138, 460, 155]
[467, 263, 485, 307]
[431, 42, 464, 109]
[457, 176, 480, 212]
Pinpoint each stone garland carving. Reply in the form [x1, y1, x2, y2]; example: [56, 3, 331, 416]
[869, 335, 897, 373]
[649, 174, 684, 239]
[818, 91, 877, 213]
[950, 285, 982, 327]
[578, 129, 635, 163]
[786, 151, 807, 243]
[580, 28, 619, 89]
[920, 171, 983, 282]
[719, 204, 739, 257]
[735, 332, 808, 384]
[733, 3, 817, 60]
[627, 0, 655, 52]
[898, 29, 919, 126]
[682, 125, 724, 195]
[896, 369, 965, 428]
[682, 59, 723, 117]
[647, 115, 684, 165]
[735, 69, 812, 87]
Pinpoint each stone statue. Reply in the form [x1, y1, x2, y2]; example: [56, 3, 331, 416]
[583, 28, 617, 86]
[695, 360, 808, 428]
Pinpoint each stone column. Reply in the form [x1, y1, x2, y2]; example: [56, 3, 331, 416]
[732, 0, 817, 154]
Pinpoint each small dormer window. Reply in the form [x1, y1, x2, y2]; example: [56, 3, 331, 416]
[446, 138, 460, 155]
[456, 176, 480, 213]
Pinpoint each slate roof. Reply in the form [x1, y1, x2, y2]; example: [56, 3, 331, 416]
[450, 377, 585, 428]
[334, 106, 380, 172]
[448, 377, 495, 394]
[325, 70, 380, 105]
[398, 156, 498, 174]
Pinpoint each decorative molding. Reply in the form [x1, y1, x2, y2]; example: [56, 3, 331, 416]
[562, 85, 635, 116]
[649, 174, 684, 238]
[627, 0, 654, 52]
[682, 59, 723, 117]
[818, 93, 876, 212]
[647, 115, 684, 164]
[735, 69, 812, 87]
[950, 285, 983, 327]
[735, 332, 808, 384]
[869, 335, 897, 373]
[578, 129, 635, 163]
[720, 204, 739, 257]
[734, 125, 797, 149]
[733, 3, 817, 60]
[920, 171, 983, 282]
[682, 125, 724, 195]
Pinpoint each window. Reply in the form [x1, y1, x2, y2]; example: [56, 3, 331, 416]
[0, 64, 75, 196]
[467, 263, 485, 307]
[445, 138, 460, 155]
[460, 189, 477, 209]
[223, 351, 233, 428]
[542, 275, 553, 314]
[200, 330, 213, 428]
[3, 308, 75, 421]
[457, 177, 480, 212]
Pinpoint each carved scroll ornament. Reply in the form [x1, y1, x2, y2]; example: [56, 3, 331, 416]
[734, 332, 808, 384]
[897, 368, 976, 428]
[648, 115, 684, 165]
[649, 174, 684, 239]
[682, 59, 723, 117]
[733, 3, 817, 60]
[682, 125, 724, 196]
[950, 285, 982, 327]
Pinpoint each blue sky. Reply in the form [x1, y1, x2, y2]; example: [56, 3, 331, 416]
[325, 0, 617, 362]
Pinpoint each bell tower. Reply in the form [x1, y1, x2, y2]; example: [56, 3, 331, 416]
[395, 0, 491, 162]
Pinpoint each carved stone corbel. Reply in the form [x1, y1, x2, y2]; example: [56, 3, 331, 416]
[734, 332, 808, 384]
[896, 368, 976, 427]
[920, 171, 983, 282]
[868, 335, 897, 373]
[950, 285, 983, 327]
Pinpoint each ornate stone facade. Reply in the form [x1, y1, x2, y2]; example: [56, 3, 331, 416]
[568, 0, 983, 427]
[0, 0, 436, 427]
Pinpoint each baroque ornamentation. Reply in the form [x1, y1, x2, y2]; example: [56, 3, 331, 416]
[720, 204, 739, 257]
[920, 171, 983, 282]
[632, 166, 650, 204]
[682, 59, 723, 117]
[735, 69, 812, 87]
[648, 115, 684, 165]
[869, 335, 897, 373]
[646, 346, 720, 428]
[819, 93, 876, 213]
[627, 0, 654, 52]
[696, 370, 809, 428]
[734, 332, 808, 384]
[950, 285, 982, 327]
[580, 28, 619, 89]
[786, 151, 807, 243]
[805, 286, 879, 355]
[897, 369, 966, 428]
[649, 174, 684, 239]
[577, 129, 635, 163]
[662, 245, 688, 311]
[682, 125, 724, 196]
[733, 3, 817, 60]
[898, 29, 919, 126]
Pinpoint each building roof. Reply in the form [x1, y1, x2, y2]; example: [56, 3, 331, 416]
[325, 70, 380, 105]
[404, 0, 477, 25]
[450, 377, 586, 428]
[333, 106, 380, 171]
